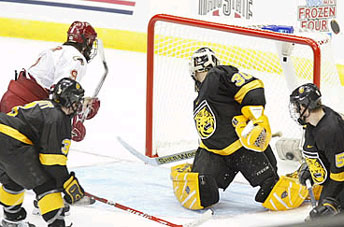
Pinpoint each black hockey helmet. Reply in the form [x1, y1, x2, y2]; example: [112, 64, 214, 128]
[189, 47, 220, 91]
[289, 83, 322, 125]
[52, 78, 85, 116]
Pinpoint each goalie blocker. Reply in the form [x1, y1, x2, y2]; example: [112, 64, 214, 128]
[171, 162, 309, 211]
[232, 105, 272, 152]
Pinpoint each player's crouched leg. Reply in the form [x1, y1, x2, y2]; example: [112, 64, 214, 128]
[0, 184, 35, 227]
[33, 182, 66, 227]
[170, 163, 219, 210]
[261, 175, 309, 211]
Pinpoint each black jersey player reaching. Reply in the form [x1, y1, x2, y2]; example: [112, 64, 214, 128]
[0, 78, 85, 227]
[171, 47, 309, 211]
[290, 83, 344, 219]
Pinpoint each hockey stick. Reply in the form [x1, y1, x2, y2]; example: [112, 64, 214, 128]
[81, 39, 108, 122]
[85, 192, 213, 227]
[117, 132, 282, 166]
[304, 179, 317, 221]
[306, 179, 317, 208]
[117, 136, 196, 166]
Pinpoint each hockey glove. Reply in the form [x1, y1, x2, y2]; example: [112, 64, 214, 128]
[298, 162, 313, 186]
[83, 97, 100, 120]
[71, 115, 86, 142]
[309, 197, 341, 219]
[63, 172, 85, 204]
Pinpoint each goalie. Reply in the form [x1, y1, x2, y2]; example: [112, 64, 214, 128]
[171, 47, 308, 211]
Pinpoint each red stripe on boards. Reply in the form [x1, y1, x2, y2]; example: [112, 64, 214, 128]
[84, 0, 136, 6]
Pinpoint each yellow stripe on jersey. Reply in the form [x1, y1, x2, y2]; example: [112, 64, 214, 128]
[0, 186, 24, 206]
[234, 79, 264, 104]
[199, 140, 242, 156]
[330, 172, 344, 182]
[39, 154, 67, 166]
[0, 123, 33, 145]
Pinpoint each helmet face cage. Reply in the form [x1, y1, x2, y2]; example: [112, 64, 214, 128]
[84, 38, 98, 62]
[289, 83, 321, 125]
[288, 101, 302, 124]
[67, 21, 98, 62]
[52, 78, 85, 116]
[189, 47, 219, 91]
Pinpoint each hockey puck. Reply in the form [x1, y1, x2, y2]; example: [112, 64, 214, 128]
[330, 19, 340, 34]
[286, 152, 295, 160]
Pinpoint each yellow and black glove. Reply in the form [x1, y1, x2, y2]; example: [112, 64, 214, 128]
[63, 172, 85, 204]
[298, 162, 313, 186]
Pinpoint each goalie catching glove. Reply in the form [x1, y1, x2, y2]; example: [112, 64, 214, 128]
[63, 172, 85, 204]
[232, 105, 272, 152]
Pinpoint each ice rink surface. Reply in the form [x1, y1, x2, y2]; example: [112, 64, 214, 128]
[0, 37, 312, 227]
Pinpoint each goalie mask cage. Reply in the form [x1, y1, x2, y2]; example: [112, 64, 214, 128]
[146, 14, 342, 158]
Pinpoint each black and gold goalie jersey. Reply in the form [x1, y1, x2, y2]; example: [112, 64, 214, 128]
[0, 100, 72, 185]
[193, 65, 266, 156]
[303, 106, 344, 198]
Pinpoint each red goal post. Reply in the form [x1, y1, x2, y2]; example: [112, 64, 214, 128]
[146, 14, 326, 158]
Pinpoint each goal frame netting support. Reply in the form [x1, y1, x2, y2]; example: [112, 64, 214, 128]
[146, 14, 321, 158]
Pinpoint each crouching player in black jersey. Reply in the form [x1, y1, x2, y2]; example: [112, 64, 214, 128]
[0, 78, 86, 227]
[290, 83, 344, 219]
[171, 47, 308, 211]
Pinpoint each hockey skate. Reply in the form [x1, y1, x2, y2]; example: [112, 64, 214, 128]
[1, 219, 35, 227]
[73, 196, 96, 206]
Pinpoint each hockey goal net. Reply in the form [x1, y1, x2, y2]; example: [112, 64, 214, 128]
[146, 14, 343, 158]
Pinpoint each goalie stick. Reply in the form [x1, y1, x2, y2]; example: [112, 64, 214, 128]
[117, 136, 196, 166]
[81, 39, 109, 122]
[117, 131, 282, 166]
[85, 192, 213, 227]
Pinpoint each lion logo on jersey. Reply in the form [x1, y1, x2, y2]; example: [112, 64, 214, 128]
[305, 156, 327, 184]
[194, 100, 216, 139]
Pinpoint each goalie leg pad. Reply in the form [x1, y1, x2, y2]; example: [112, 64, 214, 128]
[262, 175, 308, 210]
[312, 184, 323, 201]
[171, 163, 219, 210]
[275, 138, 303, 162]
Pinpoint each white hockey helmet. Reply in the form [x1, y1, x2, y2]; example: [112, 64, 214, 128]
[189, 47, 219, 91]
[189, 47, 219, 79]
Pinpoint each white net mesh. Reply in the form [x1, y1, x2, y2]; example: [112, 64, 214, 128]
[148, 17, 343, 157]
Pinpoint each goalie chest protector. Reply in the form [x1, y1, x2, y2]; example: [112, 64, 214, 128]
[193, 65, 265, 153]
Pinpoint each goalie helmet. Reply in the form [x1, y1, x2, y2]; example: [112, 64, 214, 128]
[67, 21, 98, 62]
[289, 83, 322, 125]
[189, 47, 220, 91]
[52, 78, 85, 116]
